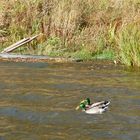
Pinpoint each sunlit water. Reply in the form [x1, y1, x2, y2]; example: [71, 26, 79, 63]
[0, 61, 140, 140]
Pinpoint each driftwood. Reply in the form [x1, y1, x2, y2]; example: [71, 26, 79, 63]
[1, 34, 39, 53]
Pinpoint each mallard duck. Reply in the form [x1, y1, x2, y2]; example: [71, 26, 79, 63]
[76, 98, 110, 114]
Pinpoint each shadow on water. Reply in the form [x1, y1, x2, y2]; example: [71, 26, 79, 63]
[0, 61, 140, 140]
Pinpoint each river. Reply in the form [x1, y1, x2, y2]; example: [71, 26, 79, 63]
[0, 61, 140, 140]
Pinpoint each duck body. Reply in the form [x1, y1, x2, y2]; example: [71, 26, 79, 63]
[84, 101, 110, 114]
[76, 98, 110, 114]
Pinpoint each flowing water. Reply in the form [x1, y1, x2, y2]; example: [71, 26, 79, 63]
[0, 61, 140, 140]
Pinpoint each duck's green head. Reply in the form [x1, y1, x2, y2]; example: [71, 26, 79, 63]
[76, 103, 86, 110]
[80, 98, 90, 105]
[86, 98, 90, 105]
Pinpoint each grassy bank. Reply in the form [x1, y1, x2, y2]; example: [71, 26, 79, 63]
[0, 0, 140, 66]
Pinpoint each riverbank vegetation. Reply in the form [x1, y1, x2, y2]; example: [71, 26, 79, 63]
[0, 0, 140, 66]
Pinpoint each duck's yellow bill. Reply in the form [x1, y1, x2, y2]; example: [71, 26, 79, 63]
[75, 106, 80, 110]
[80, 100, 85, 104]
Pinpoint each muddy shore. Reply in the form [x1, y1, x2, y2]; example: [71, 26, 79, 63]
[0, 53, 83, 63]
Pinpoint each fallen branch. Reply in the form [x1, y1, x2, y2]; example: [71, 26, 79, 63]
[1, 34, 39, 53]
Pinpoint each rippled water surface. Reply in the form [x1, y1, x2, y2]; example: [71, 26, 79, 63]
[0, 61, 140, 140]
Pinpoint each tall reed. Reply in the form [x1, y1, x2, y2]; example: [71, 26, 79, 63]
[118, 23, 140, 66]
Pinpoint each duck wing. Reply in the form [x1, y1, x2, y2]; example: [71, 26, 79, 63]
[85, 106, 102, 114]
[85, 101, 110, 114]
[85, 106, 108, 114]
[89, 101, 110, 109]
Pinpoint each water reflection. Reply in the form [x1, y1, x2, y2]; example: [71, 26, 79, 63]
[0, 61, 140, 140]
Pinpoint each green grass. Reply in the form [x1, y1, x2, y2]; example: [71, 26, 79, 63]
[95, 49, 115, 60]
[119, 23, 140, 67]
[71, 49, 94, 60]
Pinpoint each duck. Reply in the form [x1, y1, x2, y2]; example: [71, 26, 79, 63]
[76, 98, 110, 114]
